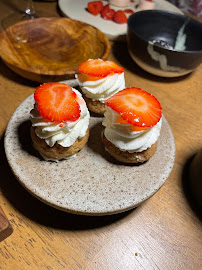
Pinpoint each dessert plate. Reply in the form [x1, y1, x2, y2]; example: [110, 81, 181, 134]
[58, 0, 183, 41]
[5, 94, 175, 215]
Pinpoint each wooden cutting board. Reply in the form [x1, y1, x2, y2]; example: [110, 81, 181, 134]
[0, 206, 13, 242]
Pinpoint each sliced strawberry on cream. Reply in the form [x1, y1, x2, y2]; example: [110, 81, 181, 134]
[105, 87, 162, 127]
[34, 82, 81, 123]
[78, 59, 124, 78]
[31, 83, 90, 149]
[103, 87, 162, 153]
[76, 73, 103, 83]
[114, 115, 148, 132]
[76, 59, 125, 104]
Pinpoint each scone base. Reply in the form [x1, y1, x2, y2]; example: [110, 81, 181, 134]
[83, 95, 106, 115]
[31, 127, 89, 161]
[103, 133, 157, 163]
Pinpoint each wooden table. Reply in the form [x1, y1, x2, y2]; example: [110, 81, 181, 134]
[0, 1, 201, 269]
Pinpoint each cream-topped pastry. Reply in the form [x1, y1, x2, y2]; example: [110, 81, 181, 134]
[103, 107, 162, 153]
[30, 90, 89, 148]
[76, 59, 125, 114]
[76, 72, 125, 103]
[102, 87, 162, 163]
[30, 82, 90, 161]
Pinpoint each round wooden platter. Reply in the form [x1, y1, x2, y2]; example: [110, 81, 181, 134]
[0, 17, 110, 82]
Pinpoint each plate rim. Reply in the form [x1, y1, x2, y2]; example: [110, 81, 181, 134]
[58, 0, 183, 41]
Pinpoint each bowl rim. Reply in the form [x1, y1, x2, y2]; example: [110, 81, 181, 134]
[127, 10, 202, 54]
[0, 17, 111, 76]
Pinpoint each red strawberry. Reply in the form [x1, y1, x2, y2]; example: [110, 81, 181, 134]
[114, 10, 128, 24]
[87, 1, 103, 16]
[78, 59, 124, 77]
[124, 9, 134, 15]
[34, 82, 81, 123]
[101, 4, 115, 20]
[105, 87, 162, 127]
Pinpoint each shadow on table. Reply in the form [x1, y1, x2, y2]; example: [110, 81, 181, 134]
[111, 42, 192, 83]
[0, 134, 136, 230]
[0, 60, 39, 87]
[181, 155, 202, 221]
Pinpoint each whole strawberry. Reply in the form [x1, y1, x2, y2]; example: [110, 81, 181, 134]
[87, 1, 103, 15]
[101, 4, 115, 20]
[114, 10, 128, 24]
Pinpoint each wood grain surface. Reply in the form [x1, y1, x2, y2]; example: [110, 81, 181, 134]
[0, 206, 13, 242]
[0, 1, 201, 269]
[0, 17, 110, 82]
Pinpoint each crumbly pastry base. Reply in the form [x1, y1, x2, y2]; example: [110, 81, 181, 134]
[83, 95, 106, 115]
[30, 126, 89, 160]
[102, 133, 157, 163]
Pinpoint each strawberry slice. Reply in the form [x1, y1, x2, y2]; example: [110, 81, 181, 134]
[101, 4, 115, 20]
[77, 73, 102, 82]
[78, 59, 124, 77]
[114, 10, 128, 24]
[115, 115, 148, 131]
[34, 82, 81, 123]
[124, 9, 134, 15]
[87, 1, 103, 16]
[105, 87, 162, 127]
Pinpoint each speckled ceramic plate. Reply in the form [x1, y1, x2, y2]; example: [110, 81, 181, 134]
[58, 0, 182, 41]
[5, 95, 175, 215]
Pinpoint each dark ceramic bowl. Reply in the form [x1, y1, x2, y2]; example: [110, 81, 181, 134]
[127, 10, 202, 77]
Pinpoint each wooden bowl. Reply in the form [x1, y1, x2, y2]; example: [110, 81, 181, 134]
[0, 17, 110, 82]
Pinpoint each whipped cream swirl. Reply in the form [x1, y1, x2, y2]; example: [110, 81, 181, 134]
[76, 72, 125, 103]
[103, 107, 162, 152]
[30, 89, 90, 147]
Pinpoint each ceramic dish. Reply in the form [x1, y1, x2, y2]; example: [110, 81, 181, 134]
[127, 10, 202, 77]
[4, 88, 175, 215]
[58, 0, 182, 41]
[0, 17, 110, 82]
